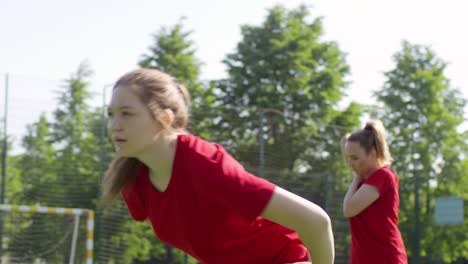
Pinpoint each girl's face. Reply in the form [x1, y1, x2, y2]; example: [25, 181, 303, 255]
[107, 85, 162, 157]
[344, 141, 377, 178]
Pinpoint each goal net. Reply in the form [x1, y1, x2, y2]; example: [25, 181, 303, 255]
[0, 204, 94, 264]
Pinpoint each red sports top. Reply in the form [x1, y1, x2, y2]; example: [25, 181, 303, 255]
[349, 167, 407, 264]
[122, 134, 309, 263]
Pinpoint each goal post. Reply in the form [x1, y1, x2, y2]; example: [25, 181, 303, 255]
[0, 204, 94, 264]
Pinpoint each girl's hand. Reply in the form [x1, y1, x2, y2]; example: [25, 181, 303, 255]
[352, 171, 363, 182]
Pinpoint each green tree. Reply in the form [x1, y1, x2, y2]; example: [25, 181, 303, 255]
[139, 18, 201, 90]
[0, 127, 23, 204]
[375, 40, 468, 263]
[51, 62, 101, 209]
[8, 114, 65, 262]
[218, 4, 351, 168]
[49, 62, 102, 262]
[8, 114, 56, 258]
[5, 64, 105, 263]
[0, 131, 23, 258]
[139, 18, 217, 138]
[18, 114, 56, 203]
[5, 155, 22, 203]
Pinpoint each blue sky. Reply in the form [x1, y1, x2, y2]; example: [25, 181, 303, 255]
[0, 0, 467, 150]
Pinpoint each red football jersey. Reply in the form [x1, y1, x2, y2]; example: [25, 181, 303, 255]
[349, 167, 408, 264]
[122, 134, 309, 263]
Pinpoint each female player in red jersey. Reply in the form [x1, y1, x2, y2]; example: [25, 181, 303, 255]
[101, 68, 334, 264]
[341, 120, 408, 264]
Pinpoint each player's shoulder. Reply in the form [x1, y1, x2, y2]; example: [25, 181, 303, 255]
[373, 166, 398, 183]
[381, 166, 398, 176]
[178, 134, 226, 164]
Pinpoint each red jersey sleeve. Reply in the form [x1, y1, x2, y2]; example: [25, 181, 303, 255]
[363, 167, 393, 195]
[195, 145, 276, 223]
[121, 179, 147, 221]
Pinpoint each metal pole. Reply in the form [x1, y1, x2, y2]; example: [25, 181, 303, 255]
[0, 73, 9, 256]
[69, 214, 81, 264]
[1, 73, 8, 204]
[410, 132, 421, 264]
[413, 169, 420, 264]
[258, 111, 265, 178]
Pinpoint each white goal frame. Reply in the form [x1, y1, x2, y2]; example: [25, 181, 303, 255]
[0, 204, 94, 264]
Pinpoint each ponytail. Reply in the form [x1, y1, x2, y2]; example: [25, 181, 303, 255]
[348, 119, 393, 166]
[365, 120, 393, 166]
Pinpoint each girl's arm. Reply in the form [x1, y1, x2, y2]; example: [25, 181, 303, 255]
[343, 175, 379, 218]
[261, 187, 334, 264]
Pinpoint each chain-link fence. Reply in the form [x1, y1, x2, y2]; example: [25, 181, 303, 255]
[1, 73, 465, 264]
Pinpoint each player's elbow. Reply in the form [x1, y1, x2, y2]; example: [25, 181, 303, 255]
[305, 206, 332, 231]
[343, 205, 358, 218]
[318, 210, 332, 228]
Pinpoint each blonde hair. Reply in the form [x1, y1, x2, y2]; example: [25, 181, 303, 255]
[347, 119, 393, 166]
[101, 69, 191, 206]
